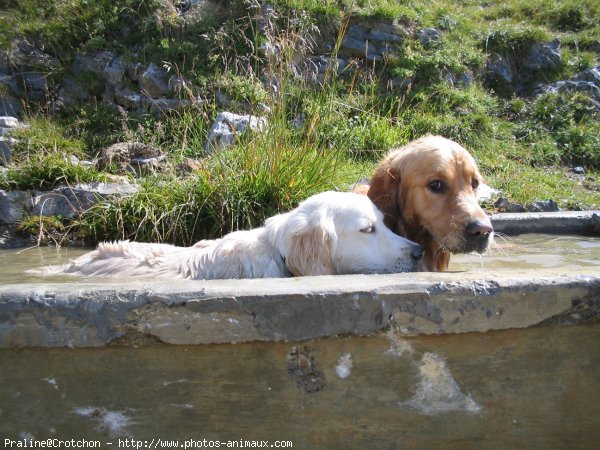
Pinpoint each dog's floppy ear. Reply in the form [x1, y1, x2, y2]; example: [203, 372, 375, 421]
[267, 208, 337, 276]
[367, 155, 404, 234]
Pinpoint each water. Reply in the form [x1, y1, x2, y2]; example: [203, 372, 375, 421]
[1, 236, 599, 447]
[451, 233, 600, 271]
[1, 324, 599, 448]
[1, 234, 599, 285]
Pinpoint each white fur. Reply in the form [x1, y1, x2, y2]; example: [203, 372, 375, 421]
[36, 191, 422, 280]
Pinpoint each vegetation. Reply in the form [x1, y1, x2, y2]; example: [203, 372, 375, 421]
[1, 0, 599, 245]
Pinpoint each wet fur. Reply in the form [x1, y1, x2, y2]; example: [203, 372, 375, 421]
[365, 135, 493, 271]
[36, 191, 422, 280]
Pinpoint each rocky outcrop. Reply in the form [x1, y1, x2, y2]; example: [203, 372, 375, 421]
[534, 66, 600, 109]
[0, 115, 25, 165]
[0, 182, 138, 247]
[97, 142, 166, 175]
[205, 112, 268, 152]
[484, 40, 563, 97]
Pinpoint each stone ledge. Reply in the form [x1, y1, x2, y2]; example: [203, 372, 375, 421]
[490, 210, 600, 235]
[0, 268, 598, 347]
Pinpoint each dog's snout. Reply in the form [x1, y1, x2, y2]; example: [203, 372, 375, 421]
[411, 244, 424, 261]
[466, 219, 493, 236]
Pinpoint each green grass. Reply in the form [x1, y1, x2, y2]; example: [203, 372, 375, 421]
[2, 0, 599, 244]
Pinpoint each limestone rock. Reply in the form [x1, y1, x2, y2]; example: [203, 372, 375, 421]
[98, 142, 166, 175]
[205, 112, 267, 151]
[0, 190, 29, 225]
[140, 63, 170, 99]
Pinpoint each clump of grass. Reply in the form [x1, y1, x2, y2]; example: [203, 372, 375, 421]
[75, 1, 343, 245]
[514, 92, 600, 168]
[15, 214, 76, 246]
[79, 136, 341, 245]
[2, 115, 103, 190]
[0, 0, 160, 59]
[1, 154, 101, 191]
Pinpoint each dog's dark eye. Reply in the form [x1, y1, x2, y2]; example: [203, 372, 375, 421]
[472, 178, 479, 189]
[428, 180, 444, 193]
[360, 225, 375, 233]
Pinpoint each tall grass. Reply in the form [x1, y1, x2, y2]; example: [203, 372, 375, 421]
[2, 0, 600, 245]
[77, 2, 346, 244]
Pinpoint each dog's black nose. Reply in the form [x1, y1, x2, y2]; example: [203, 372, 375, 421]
[411, 244, 424, 261]
[466, 219, 493, 236]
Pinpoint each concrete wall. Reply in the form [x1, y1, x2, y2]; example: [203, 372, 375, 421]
[1, 268, 598, 347]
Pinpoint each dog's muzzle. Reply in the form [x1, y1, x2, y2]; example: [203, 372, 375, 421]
[463, 219, 494, 253]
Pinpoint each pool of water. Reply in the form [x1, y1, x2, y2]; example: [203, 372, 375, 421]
[1, 234, 599, 285]
[1, 324, 599, 448]
[451, 233, 600, 271]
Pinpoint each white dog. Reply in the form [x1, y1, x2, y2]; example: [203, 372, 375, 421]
[38, 191, 423, 280]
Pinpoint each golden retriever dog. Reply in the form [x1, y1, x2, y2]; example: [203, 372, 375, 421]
[37, 191, 423, 280]
[364, 135, 493, 271]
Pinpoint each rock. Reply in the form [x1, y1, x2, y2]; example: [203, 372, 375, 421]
[341, 35, 379, 59]
[0, 116, 26, 138]
[0, 190, 29, 225]
[31, 189, 94, 218]
[572, 166, 585, 175]
[0, 116, 19, 128]
[535, 66, 600, 103]
[391, 76, 413, 91]
[477, 183, 501, 202]
[368, 23, 407, 43]
[445, 71, 475, 87]
[23, 72, 47, 94]
[140, 63, 170, 99]
[0, 225, 31, 249]
[175, 158, 204, 176]
[523, 41, 561, 72]
[168, 75, 192, 93]
[296, 56, 349, 84]
[340, 24, 384, 61]
[292, 113, 305, 129]
[56, 78, 91, 105]
[98, 142, 166, 175]
[484, 53, 514, 96]
[573, 66, 600, 83]
[103, 57, 125, 85]
[526, 200, 560, 212]
[205, 112, 267, 152]
[72, 51, 114, 74]
[31, 182, 138, 219]
[0, 136, 18, 165]
[494, 197, 525, 213]
[4, 38, 59, 70]
[537, 80, 600, 100]
[114, 87, 144, 110]
[258, 42, 278, 59]
[145, 97, 192, 113]
[416, 28, 442, 47]
[0, 72, 21, 96]
[0, 94, 22, 117]
[126, 62, 144, 82]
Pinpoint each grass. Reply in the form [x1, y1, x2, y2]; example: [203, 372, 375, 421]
[1, 0, 599, 244]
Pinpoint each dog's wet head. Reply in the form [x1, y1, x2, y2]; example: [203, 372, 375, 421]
[368, 136, 493, 270]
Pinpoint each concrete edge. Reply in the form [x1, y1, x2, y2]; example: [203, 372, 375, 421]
[490, 210, 600, 235]
[1, 267, 599, 347]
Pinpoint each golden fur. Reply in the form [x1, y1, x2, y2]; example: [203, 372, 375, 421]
[35, 191, 423, 279]
[364, 135, 493, 271]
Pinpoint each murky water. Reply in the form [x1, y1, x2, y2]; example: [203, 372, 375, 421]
[451, 233, 600, 271]
[1, 324, 599, 448]
[1, 236, 600, 447]
[1, 234, 599, 285]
